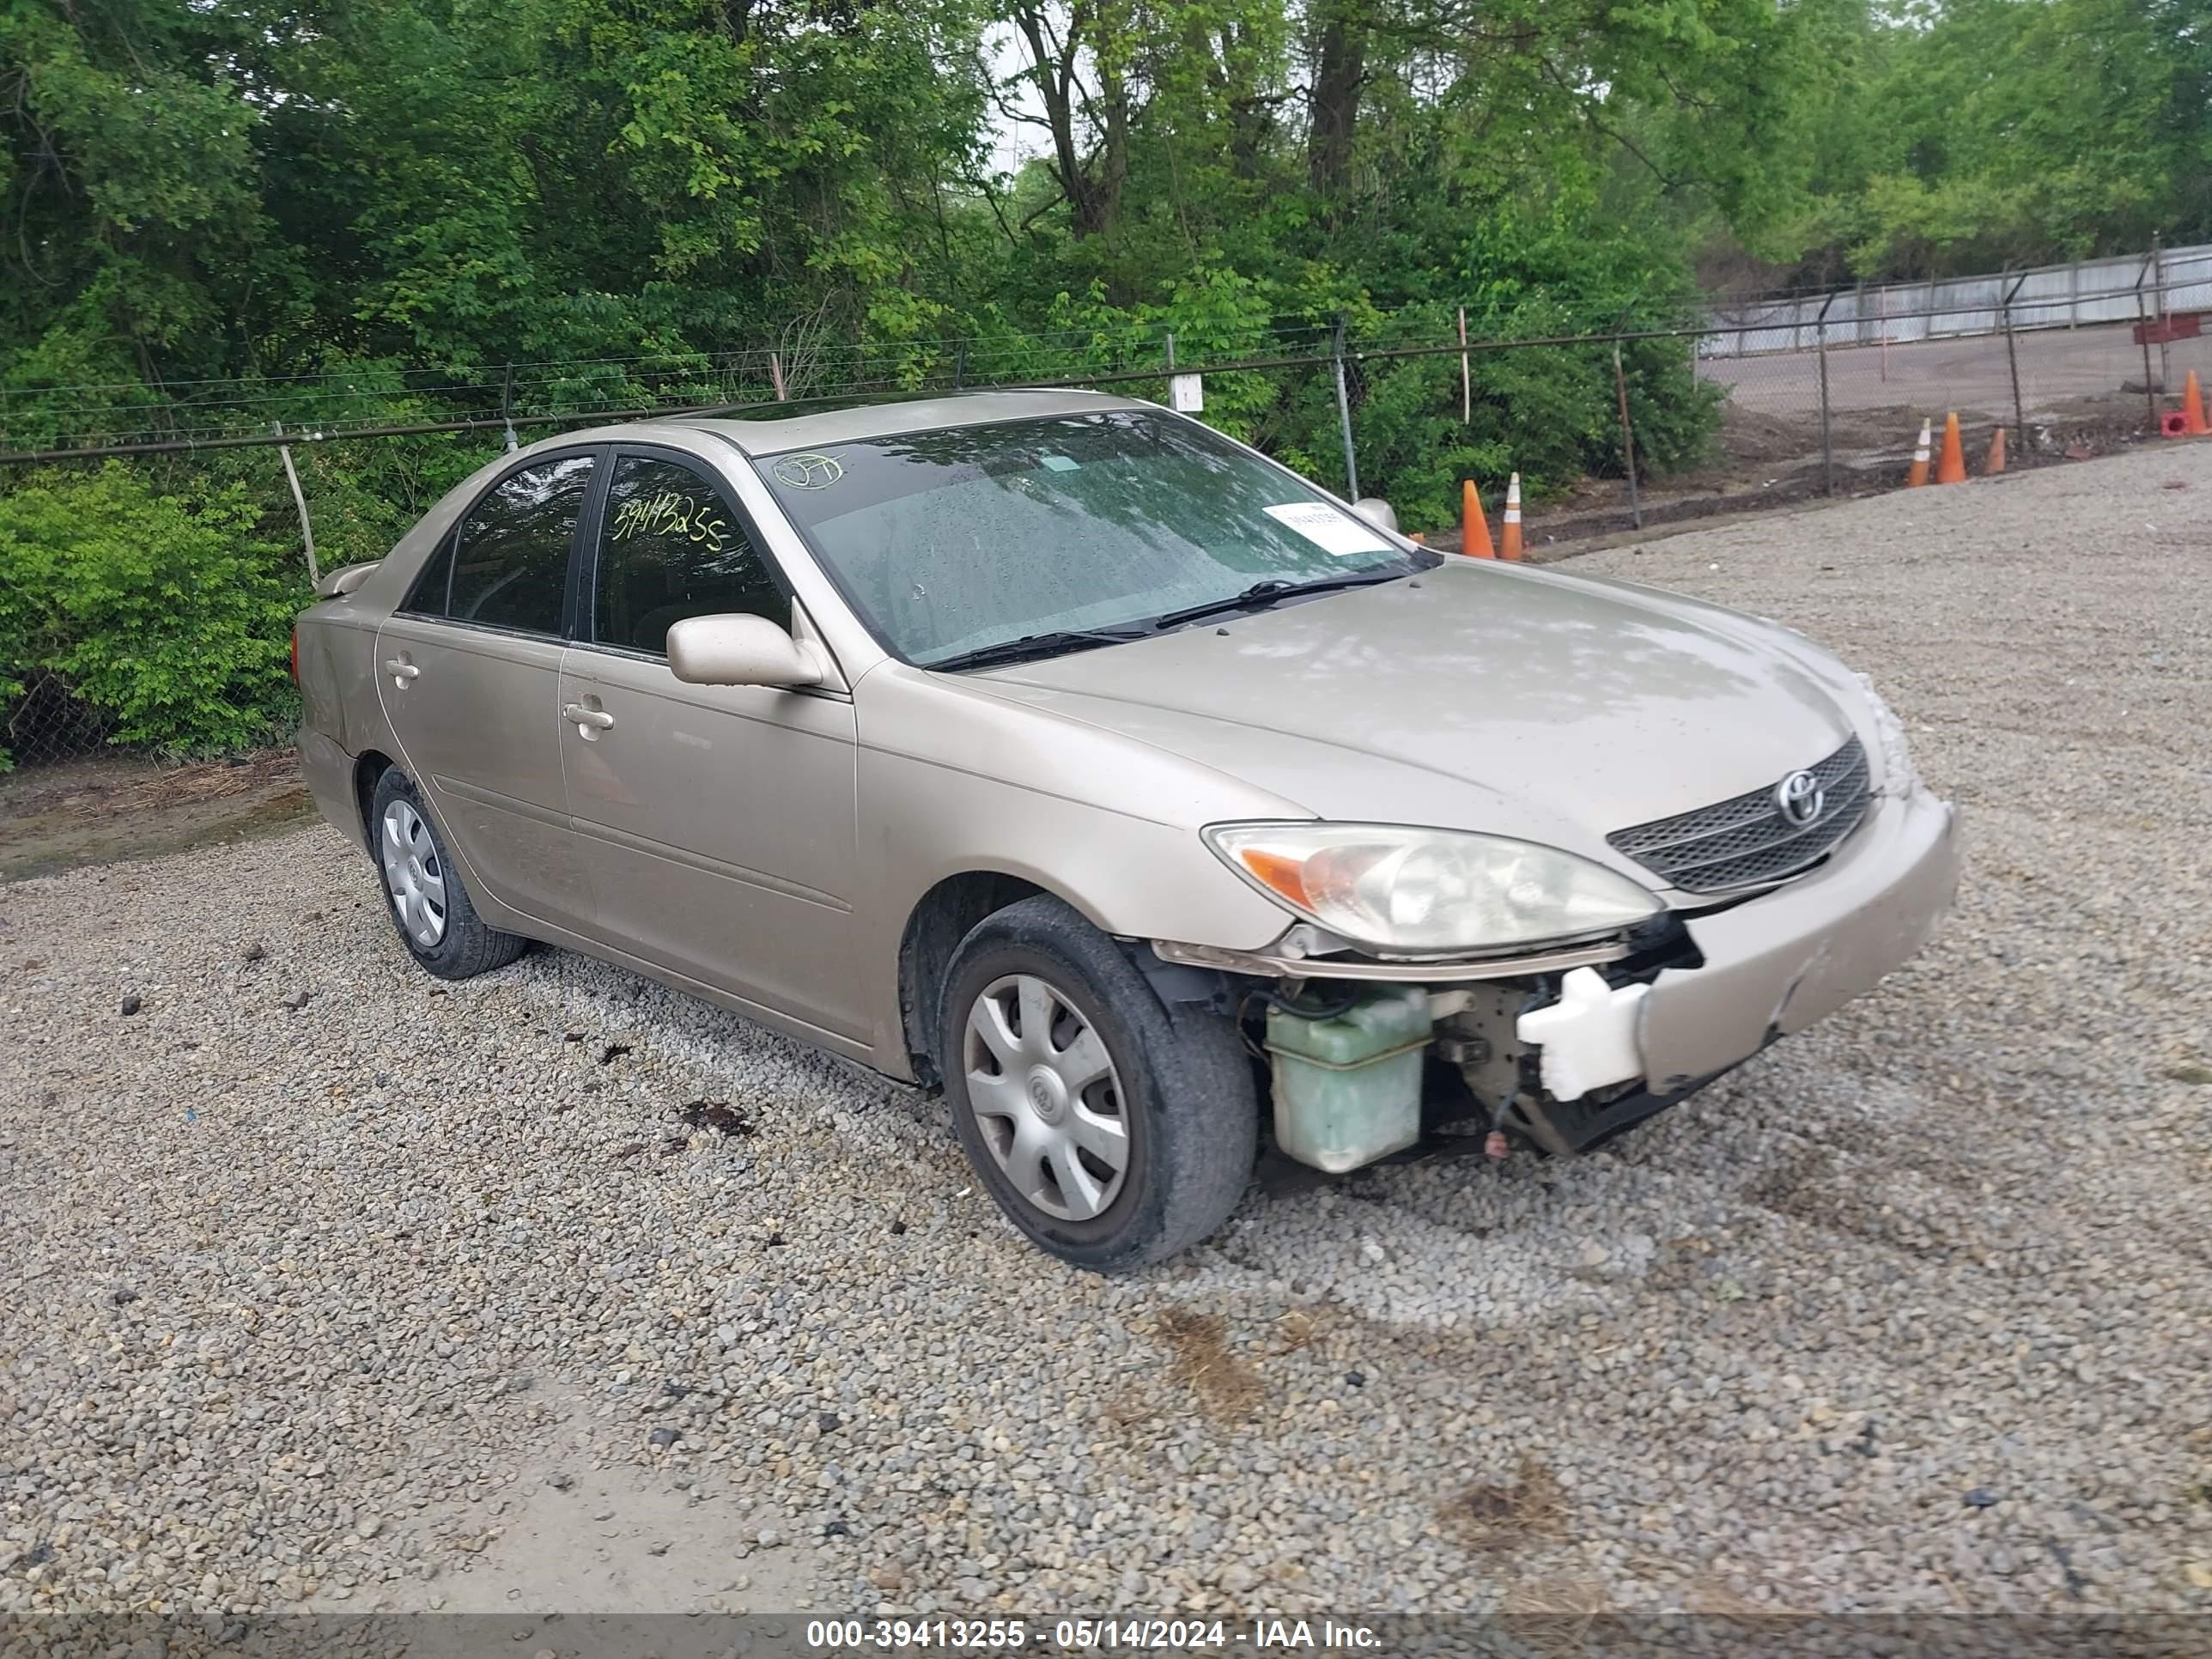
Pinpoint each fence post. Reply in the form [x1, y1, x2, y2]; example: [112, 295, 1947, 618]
[1164, 331, 1176, 372]
[1457, 305, 1471, 425]
[1815, 293, 1834, 497]
[2002, 271, 2028, 457]
[2153, 234, 2170, 392]
[273, 422, 320, 587]
[501, 363, 517, 453]
[1611, 337, 1643, 530]
[1331, 318, 1360, 501]
[954, 342, 966, 391]
[2135, 254, 2158, 428]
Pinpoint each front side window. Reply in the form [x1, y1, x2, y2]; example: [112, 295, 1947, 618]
[751, 410, 1433, 666]
[593, 453, 788, 655]
[443, 453, 597, 635]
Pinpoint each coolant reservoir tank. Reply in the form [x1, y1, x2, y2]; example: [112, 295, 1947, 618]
[1264, 987, 1431, 1174]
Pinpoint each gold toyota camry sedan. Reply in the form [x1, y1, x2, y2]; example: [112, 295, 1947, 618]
[294, 389, 1960, 1271]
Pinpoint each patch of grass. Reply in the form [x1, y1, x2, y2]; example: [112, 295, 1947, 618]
[2163, 1061, 2212, 1085]
[1267, 1306, 1332, 1355]
[1440, 1455, 1567, 1553]
[1154, 1307, 1263, 1423]
[1498, 1574, 1610, 1650]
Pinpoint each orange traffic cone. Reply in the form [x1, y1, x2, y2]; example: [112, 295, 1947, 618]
[1935, 411, 1966, 484]
[1985, 426, 2007, 475]
[1461, 479, 1495, 559]
[1906, 419, 1932, 487]
[2184, 370, 2209, 436]
[1500, 473, 1523, 562]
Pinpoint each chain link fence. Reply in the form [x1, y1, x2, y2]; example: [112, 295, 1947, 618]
[3, 670, 117, 769]
[6, 270, 2209, 772]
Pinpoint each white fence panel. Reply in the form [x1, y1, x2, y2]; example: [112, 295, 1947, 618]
[2077, 256, 2148, 325]
[2159, 246, 2212, 315]
[2009, 265, 2076, 327]
[1701, 243, 2212, 357]
[1928, 274, 2002, 338]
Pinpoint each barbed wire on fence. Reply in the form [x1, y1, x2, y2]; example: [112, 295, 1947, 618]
[8, 256, 2211, 466]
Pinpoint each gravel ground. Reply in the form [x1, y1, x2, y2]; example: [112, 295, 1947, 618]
[4, 443, 2210, 1624]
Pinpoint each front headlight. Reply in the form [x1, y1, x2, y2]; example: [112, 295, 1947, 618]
[1856, 673, 1920, 798]
[1203, 822, 1662, 956]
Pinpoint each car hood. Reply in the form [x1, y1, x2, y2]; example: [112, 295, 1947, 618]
[969, 557, 1865, 873]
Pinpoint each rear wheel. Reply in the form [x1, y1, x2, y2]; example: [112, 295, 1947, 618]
[939, 896, 1256, 1272]
[369, 768, 528, 980]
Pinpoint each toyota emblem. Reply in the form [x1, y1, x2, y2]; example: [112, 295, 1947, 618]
[771, 453, 844, 489]
[1775, 769, 1824, 826]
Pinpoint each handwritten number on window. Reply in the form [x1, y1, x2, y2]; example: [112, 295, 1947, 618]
[611, 489, 728, 553]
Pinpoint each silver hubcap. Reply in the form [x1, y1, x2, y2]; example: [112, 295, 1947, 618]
[963, 974, 1129, 1222]
[379, 800, 447, 949]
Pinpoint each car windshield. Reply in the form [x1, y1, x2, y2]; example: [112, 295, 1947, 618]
[750, 410, 1436, 667]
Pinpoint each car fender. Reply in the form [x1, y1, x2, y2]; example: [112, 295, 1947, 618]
[849, 661, 1307, 1066]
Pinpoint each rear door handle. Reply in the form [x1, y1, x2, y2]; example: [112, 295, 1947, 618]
[383, 657, 419, 685]
[563, 703, 616, 731]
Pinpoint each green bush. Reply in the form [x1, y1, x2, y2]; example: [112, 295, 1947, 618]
[0, 465, 305, 768]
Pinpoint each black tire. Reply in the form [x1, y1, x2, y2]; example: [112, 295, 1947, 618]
[938, 895, 1257, 1273]
[368, 767, 529, 981]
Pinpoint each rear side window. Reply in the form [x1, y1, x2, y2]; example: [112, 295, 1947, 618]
[592, 453, 788, 655]
[441, 453, 597, 635]
[399, 535, 455, 617]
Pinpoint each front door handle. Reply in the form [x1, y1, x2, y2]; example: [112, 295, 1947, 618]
[563, 703, 616, 732]
[383, 656, 419, 685]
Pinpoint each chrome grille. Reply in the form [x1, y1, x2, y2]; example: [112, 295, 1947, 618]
[1607, 738, 1871, 893]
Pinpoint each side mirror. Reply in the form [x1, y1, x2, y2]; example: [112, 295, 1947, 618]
[666, 613, 825, 689]
[1351, 498, 1401, 535]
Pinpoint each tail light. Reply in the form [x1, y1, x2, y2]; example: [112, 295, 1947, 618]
[289, 627, 300, 684]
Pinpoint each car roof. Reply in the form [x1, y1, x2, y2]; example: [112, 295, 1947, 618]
[678, 387, 1149, 457]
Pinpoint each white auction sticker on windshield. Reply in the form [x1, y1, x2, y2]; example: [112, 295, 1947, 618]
[1263, 501, 1392, 556]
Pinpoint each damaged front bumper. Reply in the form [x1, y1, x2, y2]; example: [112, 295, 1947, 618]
[1155, 783, 1960, 1171]
[1638, 781, 1960, 1092]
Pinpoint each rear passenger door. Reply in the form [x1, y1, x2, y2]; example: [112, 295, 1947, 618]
[557, 445, 866, 1042]
[374, 448, 600, 930]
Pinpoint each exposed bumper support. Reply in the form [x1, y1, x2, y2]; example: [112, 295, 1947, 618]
[1516, 968, 1650, 1101]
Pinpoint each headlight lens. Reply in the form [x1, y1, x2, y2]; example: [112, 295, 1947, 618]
[1856, 672, 1919, 798]
[1204, 822, 1661, 955]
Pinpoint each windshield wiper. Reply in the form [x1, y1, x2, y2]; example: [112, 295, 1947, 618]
[1142, 569, 1404, 631]
[924, 627, 1151, 673]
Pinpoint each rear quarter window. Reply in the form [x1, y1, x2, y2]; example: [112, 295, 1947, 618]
[428, 453, 597, 635]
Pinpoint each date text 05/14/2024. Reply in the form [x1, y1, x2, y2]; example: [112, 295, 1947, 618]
[804, 1619, 1382, 1650]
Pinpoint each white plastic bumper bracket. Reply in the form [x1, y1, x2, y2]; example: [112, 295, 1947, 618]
[1515, 967, 1650, 1102]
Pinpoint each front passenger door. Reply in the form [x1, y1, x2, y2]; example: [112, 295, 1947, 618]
[558, 447, 866, 1042]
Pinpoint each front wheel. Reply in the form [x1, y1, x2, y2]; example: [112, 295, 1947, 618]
[939, 896, 1257, 1272]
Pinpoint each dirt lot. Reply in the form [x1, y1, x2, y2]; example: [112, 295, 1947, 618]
[1705, 319, 2212, 421]
[1513, 319, 2212, 550]
[3, 444, 2211, 1637]
[0, 749, 311, 883]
